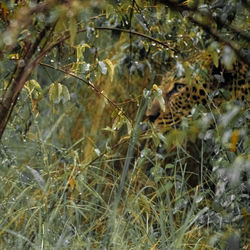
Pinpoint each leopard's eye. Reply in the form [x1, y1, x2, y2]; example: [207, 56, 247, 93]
[175, 83, 185, 91]
[166, 82, 186, 98]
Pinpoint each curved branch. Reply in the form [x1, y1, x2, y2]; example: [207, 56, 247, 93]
[0, 23, 55, 139]
[155, 0, 249, 65]
[189, 17, 249, 65]
[2, 23, 173, 138]
[34, 25, 178, 66]
[95, 27, 177, 52]
[39, 62, 132, 123]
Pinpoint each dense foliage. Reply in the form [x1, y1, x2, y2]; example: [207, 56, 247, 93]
[0, 0, 249, 248]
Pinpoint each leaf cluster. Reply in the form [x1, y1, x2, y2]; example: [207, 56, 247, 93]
[0, 0, 249, 248]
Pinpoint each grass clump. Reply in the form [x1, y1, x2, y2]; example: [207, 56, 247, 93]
[1, 96, 249, 249]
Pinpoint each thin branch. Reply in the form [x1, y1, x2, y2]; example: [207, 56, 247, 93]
[1, 23, 171, 138]
[156, 0, 197, 12]
[34, 25, 178, 66]
[156, 0, 249, 65]
[0, 20, 55, 139]
[95, 27, 177, 52]
[189, 16, 249, 65]
[3, 1, 52, 53]
[39, 62, 132, 123]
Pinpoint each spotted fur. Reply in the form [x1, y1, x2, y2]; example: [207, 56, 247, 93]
[147, 53, 250, 129]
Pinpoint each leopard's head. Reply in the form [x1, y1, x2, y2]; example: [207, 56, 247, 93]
[147, 60, 249, 130]
[147, 77, 211, 128]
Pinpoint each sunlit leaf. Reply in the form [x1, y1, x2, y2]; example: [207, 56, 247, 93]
[25, 79, 43, 100]
[69, 177, 75, 190]
[69, 17, 77, 46]
[221, 46, 236, 70]
[103, 59, 114, 81]
[153, 84, 165, 112]
[49, 82, 63, 104]
[61, 85, 70, 103]
[105, 4, 115, 18]
[26, 166, 45, 191]
[8, 54, 19, 59]
[230, 130, 239, 152]
[98, 60, 107, 75]
[76, 44, 91, 62]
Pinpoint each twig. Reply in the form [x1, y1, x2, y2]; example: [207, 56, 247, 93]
[0, 21, 55, 139]
[39, 62, 132, 123]
[95, 27, 177, 52]
[34, 25, 178, 66]
[189, 16, 249, 65]
[155, 0, 249, 65]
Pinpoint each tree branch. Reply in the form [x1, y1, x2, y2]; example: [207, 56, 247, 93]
[0, 23, 54, 139]
[39, 62, 132, 123]
[155, 0, 250, 65]
[189, 16, 249, 65]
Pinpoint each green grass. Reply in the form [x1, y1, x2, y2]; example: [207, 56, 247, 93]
[0, 101, 249, 249]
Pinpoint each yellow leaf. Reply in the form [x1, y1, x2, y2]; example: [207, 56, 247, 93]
[103, 59, 114, 81]
[76, 44, 91, 62]
[49, 83, 63, 103]
[61, 85, 70, 103]
[69, 178, 75, 190]
[153, 84, 159, 91]
[25, 79, 43, 100]
[230, 130, 239, 152]
[105, 4, 115, 18]
[69, 17, 77, 46]
[9, 54, 19, 59]
[55, 15, 67, 33]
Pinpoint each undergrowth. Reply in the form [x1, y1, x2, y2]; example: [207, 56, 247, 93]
[0, 1, 249, 249]
[0, 96, 249, 249]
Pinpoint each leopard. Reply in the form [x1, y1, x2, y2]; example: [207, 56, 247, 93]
[145, 50, 249, 190]
[147, 51, 250, 130]
[143, 51, 250, 233]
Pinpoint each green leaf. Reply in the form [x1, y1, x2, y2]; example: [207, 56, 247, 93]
[49, 83, 70, 104]
[208, 41, 219, 68]
[156, 4, 165, 20]
[61, 85, 70, 103]
[184, 63, 192, 85]
[76, 44, 90, 62]
[221, 46, 236, 70]
[69, 17, 77, 46]
[49, 83, 63, 104]
[112, 109, 125, 131]
[165, 163, 174, 169]
[105, 4, 115, 18]
[103, 59, 114, 81]
[55, 15, 66, 33]
[76, 45, 82, 62]
[25, 79, 43, 100]
[98, 60, 108, 75]
[212, 51, 219, 68]
[153, 84, 165, 112]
